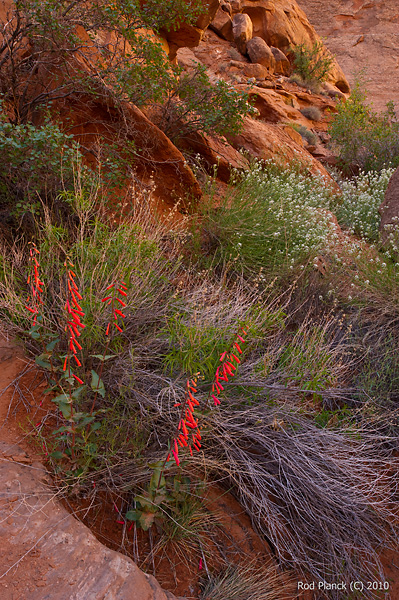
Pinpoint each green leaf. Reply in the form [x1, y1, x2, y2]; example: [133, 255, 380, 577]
[72, 385, 87, 399]
[90, 354, 117, 361]
[50, 451, 65, 460]
[46, 338, 60, 352]
[125, 510, 140, 522]
[90, 370, 106, 398]
[59, 402, 72, 419]
[35, 355, 52, 370]
[52, 393, 70, 405]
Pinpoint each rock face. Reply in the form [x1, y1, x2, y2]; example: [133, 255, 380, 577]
[0, 441, 181, 600]
[297, 0, 399, 110]
[226, 116, 338, 186]
[240, 0, 349, 91]
[379, 166, 399, 244]
[232, 12, 253, 53]
[247, 37, 276, 71]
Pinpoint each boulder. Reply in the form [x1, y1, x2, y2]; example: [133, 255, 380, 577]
[246, 36, 275, 71]
[230, 0, 242, 12]
[236, 85, 307, 124]
[161, 0, 220, 56]
[210, 7, 234, 42]
[220, 0, 232, 16]
[271, 46, 291, 75]
[241, 0, 350, 92]
[321, 81, 346, 100]
[243, 62, 269, 79]
[176, 47, 202, 70]
[232, 13, 253, 54]
[379, 167, 399, 245]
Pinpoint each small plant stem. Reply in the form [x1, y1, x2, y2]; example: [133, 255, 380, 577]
[67, 356, 76, 459]
[90, 337, 110, 416]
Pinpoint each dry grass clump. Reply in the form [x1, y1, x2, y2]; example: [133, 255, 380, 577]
[300, 105, 322, 121]
[202, 402, 398, 598]
[200, 561, 295, 600]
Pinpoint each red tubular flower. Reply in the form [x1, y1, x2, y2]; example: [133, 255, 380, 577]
[26, 242, 44, 325]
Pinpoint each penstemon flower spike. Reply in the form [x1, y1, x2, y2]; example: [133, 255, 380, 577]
[165, 327, 248, 470]
[25, 242, 44, 326]
[63, 257, 86, 385]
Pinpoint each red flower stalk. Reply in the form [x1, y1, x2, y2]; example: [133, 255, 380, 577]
[63, 257, 85, 384]
[208, 327, 247, 407]
[166, 378, 202, 468]
[102, 281, 128, 336]
[25, 242, 44, 325]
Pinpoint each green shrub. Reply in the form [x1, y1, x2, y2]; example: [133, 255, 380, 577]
[153, 64, 255, 142]
[1, 1, 251, 141]
[329, 82, 399, 172]
[0, 110, 81, 207]
[291, 41, 334, 85]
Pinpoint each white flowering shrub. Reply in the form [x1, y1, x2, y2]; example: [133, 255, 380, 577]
[198, 160, 338, 279]
[334, 169, 394, 242]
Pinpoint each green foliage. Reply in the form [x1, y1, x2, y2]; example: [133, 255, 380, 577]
[126, 462, 207, 538]
[329, 82, 399, 172]
[355, 335, 399, 406]
[155, 64, 255, 141]
[2, 0, 250, 141]
[297, 124, 317, 145]
[192, 160, 336, 281]
[0, 109, 81, 207]
[162, 312, 234, 379]
[291, 41, 334, 85]
[276, 326, 338, 394]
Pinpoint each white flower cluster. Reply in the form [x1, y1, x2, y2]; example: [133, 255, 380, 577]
[228, 160, 336, 274]
[336, 169, 394, 243]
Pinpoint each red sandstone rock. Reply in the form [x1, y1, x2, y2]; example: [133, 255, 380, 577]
[247, 37, 276, 71]
[232, 13, 253, 53]
[297, 0, 399, 110]
[210, 7, 234, 41]
[182, 131, 250, 182]
[240, 0, 349, 92]
[243, 62, 269, 79]
[271, 46, 290, 75]
[226, 116, 338, 187]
